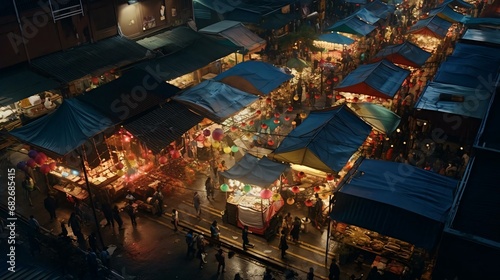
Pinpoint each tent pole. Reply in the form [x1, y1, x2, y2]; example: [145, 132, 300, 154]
[325, 194, 332, 266]
[80, 146, 106, 249]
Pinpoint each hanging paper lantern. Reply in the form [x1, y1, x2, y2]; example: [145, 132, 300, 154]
[265, 97, 272, 104]
[91, 77, 99, 85]
[260, 189, 273, 199]
[297, 171, 305, 178]
[272, 193, 281, 201]
[314, 186, 321, 193]
[196, 134, 205, 142]
[300, 112, 307, 119]
[127, 153, 136, 160]
[292, 121, 297, 126]
[261, 123, 268, 129]
[17, 161, 27, 171]
[327, 93, 333, 98]
[40, 164, 51, 174]
[220, 183, 229, 192]
[291, 186, 300, 193]
[28, 150, 38, 159]
[326, 174, 334, 181]
[35, 154, 46, 165]
[282, 177, 288, 184]
[27, 159, 37, 168]
[287, 106, 294, 112]
[204, 140, 212, 147]
[305, 199, 314, 207]
[49, 162, 57, 171]
[212, 128, 224, 141]
[241, 122, 246, 127]
[231, 145, 239, 153]
[243, 184, 252, 193]
[171, 150, 181, 159]
[274, 112, 280, 118]
[287, 197, 295, 205]
[306, 93, 311, 99]
[223, 146, 231, 154]
[267, 139, 275, 146]
[333, 77, 339, 82]
[38, 152, 47, 161]
[326, 79, 332, 85]
[212, 141, 221, 149]
[159, 156, 168, 164]
[231, 126, 238, 132]
[315, 94, 321, 99]
[273, 119, 280, 124]
[256, 110, 262, 115]
[203, 129, 211, 137]
[249, 120, 255, 126]
[284, 116, 290, 121]
[115, 162, 124, 170]
[335, 95, 343, 100]
[116, 170, 124, 177]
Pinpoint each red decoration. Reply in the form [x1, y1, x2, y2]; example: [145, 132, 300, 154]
[261, 123, 268, 129]
[35, 154, 46, 165]
[231, 126, 238, 132]
[315, 94, 321, 99]
[171, 150, 181, 159]
[273, 119, 280, 124]
[260, 189, 273, 199]
[274, 112, 280, 118]
[91, 77, 99, 85]
[40, 164, 51, 174]
[116, 162, 124, 170]
[203, 129, 211, 137]
[327, 93, 333, 98]
[159, 156, 168, 164]
[256, 110, 262, 115]
[266, 97, 272, 104]
[212, 128, 224, 141]
[282, 177, 288, 184]
[291, 186, 300, 194]
[49, 162, 57, 171]
[241, 122, 246, 127]
[326, 80, 332, 85]
[127, 154, 136, 160]
[297, 171, 305, 178]
[284, 116, 290, 121]
[314, 186, 321, 193]
[305, 199, 314, 207]
[267, 139, 275, 146]
[353, 97, 359, 102]
[196, 134, 205, 141]
[287, 106, 294, 112]
[333, 77, 339, 82]
[326, 174, 335, 181]
[335, 95, 343, 100]
[249, 120, 255, 126]
[27, 159, 37, 168]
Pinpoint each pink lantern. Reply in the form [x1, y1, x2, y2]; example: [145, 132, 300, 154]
[305, 199, 314, 207]
[333, 77, 339, 82]
[260, 189, 273, 199]
[27, 159, 37, 168]
[248, 120, 255, 126]
[49, 162, 57, 171]
[326, 174, 334, 181]
[284, 116, 290, 121]
[314, 186, 321, 193]
[287, 106, 294, 112]
[203, 129, 211, 137]
[291, 186, 300, 194]
[38, 152, 47, 161]
[91, 77, 99, 85]
[196, 134, 205, 142]
[327, 93, 333, 98]
[274, 112, 280, 118]
[35, 154, 46, 165]
[40, 164, 51, 174]
[212, 128, 224, 141]
[172, 150, 181, 159]
[297, 171, 305, 178]
[273, 119, 280, 124]
[261, 123, 268, 129]
[315, 94, 321, 99]
[159, 156, 168, 164]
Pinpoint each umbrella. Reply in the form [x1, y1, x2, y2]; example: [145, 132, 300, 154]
[349, 102, 401, 134]
[286, 57, 311, 71]
[317, 32, 355, 45]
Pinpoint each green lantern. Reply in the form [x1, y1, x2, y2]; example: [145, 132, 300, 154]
[243, 184, 252, 193]
[220, 183, 229, 192]
[231, 145, 239, 153]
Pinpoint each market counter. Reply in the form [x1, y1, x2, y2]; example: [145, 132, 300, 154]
[53, 184, 89, 200]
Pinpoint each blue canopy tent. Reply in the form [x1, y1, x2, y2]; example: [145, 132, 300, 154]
[408, 16, 452, 38]
[270, 105, 371, 173]
[325, 15, 377, 36]
[221, 154, 290, 187]
[428, 5, 467, 23]
[9, 99, 114, 156]
[334, 60, 410, 99]
[433, 56, 500, 89]
[342, 0, 366, 4]
[452, 42, 500, 61]
[214, 61, 293, 95]
[462, 17, 500, 27]
[172, 79, 259, 123]
[349, 102, 401, 134]
[415, 82, 491, 120]
[354, 8, 380, 25]
[442, 0, 474, 9]
[372, 41, 431, 67]
[317, 32, 355, 45]
[461, 28, 500, 46]
[331, 158, 458, 250]
[364, 0, 395, 19]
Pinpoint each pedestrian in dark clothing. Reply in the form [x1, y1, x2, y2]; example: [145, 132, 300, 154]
[205, 177, 214, 200]
[193, 192, 201, 218]
[210, 220, 220, 246]
[59, 221, 68, 238]
[100, 247, 111, 268]
[234, 273, 242, 280]
[101, 202, 114, 228]
[69, 212, 85, 247]
[263, 268, 273, 280]
[88, 232, 98, 253]
[125, 202, 137, 227]
[197, 235, 208, 269]
[366, 266, 382, 280]
[329, 259, 341, 280]
[215, 249, 226, 274]
[242, 225, 254, 250]
[43, 194, 57, 221]
[291, 217, 301, 242]
[153, 187, 164, 216]
[171, 209, 179, 231]
[86, 249, 99, 278]
[28, 215, 40, 237]
[307, 267, 315, 280]
[112, 205, 124, 230]
[185, 230, 196, 258]
[279, 230, 289, 258]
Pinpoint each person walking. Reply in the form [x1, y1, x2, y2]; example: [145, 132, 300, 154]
[263, 268, 273, 280]
[171, 209, 179, 231]
[279, 230, 289, 259]
[153, 187, 164, 216]
[193, 192, 201, 218]
[22, 176, 36, 206]
[125, 201, 137, 227]
[329, 258, 341, 280]
[185, 230, 196, 258]
[205, 177, 215, 200]
[112, 205, 124, 230]
[28, 215, 40, 236]
[88, 232, 98, 253]
[242, 225, 254, 250]
[101, 202, 114, 229]
[197, 234, 208, 269]
[69, 212, 85, 246]
[210, 220, 221, 246]
[291, 217, 301, 243]
[215, 249, 226, 274]
[43, 194, 57, 221]
[307, 267, 315, 280]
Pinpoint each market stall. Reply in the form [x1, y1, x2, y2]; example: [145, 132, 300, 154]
[221, 154, 289, 237]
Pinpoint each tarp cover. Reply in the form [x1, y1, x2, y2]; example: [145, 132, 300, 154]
[408, 16, 452, 38]
[173, 80, 259, 123]
[334, 60, 410, 99]
[199, 20, 266, 52]
[462, 17, 500, 27]
[123, 101, 203, 154]
[10, 99, 114, 156]
[349, 102, 401, 134]
[325, 15, 377, 36]
[372, 41, 431, 67]
[221, 154, 289, 186]
[317, 32, 355, 45]
[461, 28, 500, 46]
[76, 68, 181, 122]
[414, 82, 491, 119]
[428, 5, 467, 23]
[354, 8, 380, 25]
[271, 105, 371, 173]
[433, 56, 500, 89]
[364, 0, 395, 18]
[0, 67, 59, 106]
[331, 159, 458, 249]
[214, 61, 293, 95]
